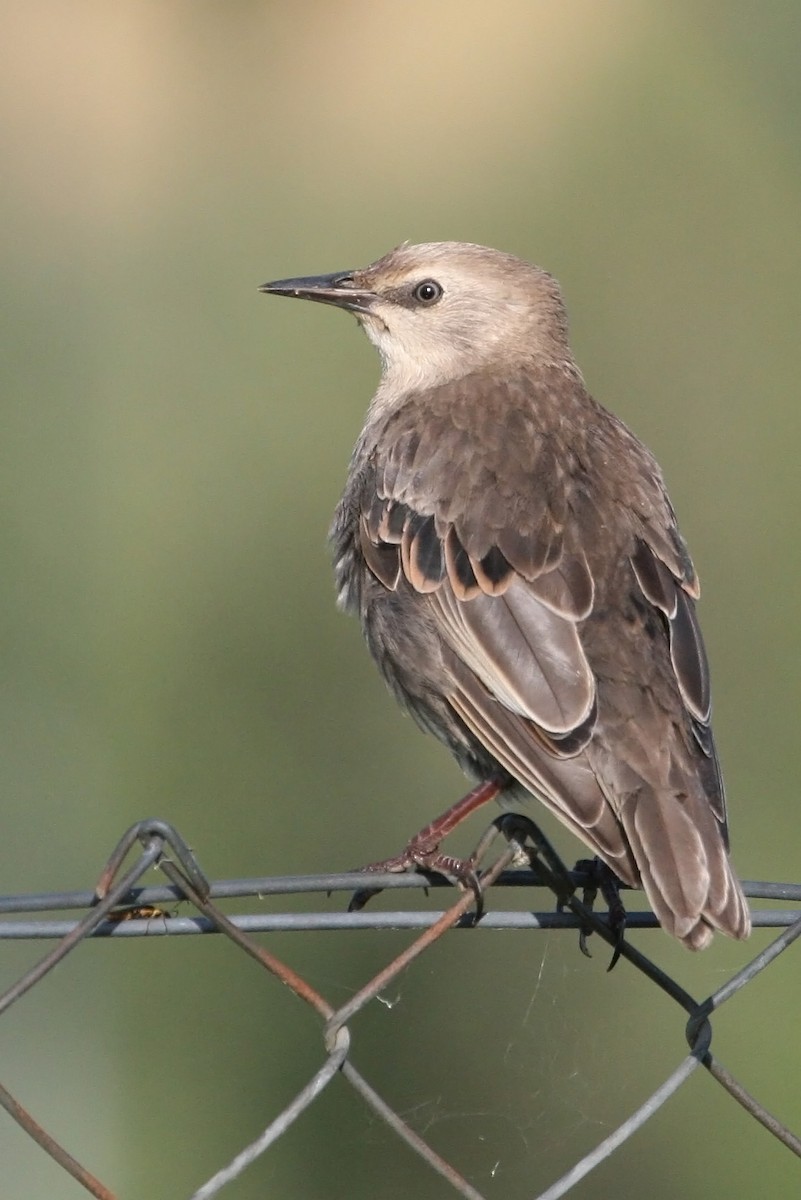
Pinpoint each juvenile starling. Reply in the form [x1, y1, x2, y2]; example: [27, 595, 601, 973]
[260, 242, 750, 949]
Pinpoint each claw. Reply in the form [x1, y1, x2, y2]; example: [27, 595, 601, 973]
[346, 779, 501, 916]
[348, 850, 485, 920]
[574, 857, 627, 968]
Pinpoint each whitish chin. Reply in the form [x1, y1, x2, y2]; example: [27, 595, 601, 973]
[357, 311, 390, 340]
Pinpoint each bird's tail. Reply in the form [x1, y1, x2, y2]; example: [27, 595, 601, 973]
[619, 788, 751, 950]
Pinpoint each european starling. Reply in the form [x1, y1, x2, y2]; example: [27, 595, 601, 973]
[260, 242, 750, 949]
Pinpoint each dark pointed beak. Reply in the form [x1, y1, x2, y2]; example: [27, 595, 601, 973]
[259, 270, 377, 314]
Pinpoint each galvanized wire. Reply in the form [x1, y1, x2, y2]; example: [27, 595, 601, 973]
[0, 816, 799, 1199]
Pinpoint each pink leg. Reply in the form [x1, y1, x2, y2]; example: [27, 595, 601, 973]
[348, 779, 502, 912]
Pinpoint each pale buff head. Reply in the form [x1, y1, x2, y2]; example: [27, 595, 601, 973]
[261, 241, 574, 395]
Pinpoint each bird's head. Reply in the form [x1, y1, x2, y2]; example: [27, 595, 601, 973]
[260, 241, 573, 392]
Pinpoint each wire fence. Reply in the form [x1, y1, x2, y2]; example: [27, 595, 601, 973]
[1, 815, 800, 1199]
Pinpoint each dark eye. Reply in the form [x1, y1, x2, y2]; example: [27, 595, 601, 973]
[412, 279, 443, 305]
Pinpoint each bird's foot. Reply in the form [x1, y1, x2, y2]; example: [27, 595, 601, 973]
[574, 857, 627, 970]
[348, 845, 483, 917]
[347, 779, 502, 917]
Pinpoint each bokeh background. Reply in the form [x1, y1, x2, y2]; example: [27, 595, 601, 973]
[2, 2, 800, 1197]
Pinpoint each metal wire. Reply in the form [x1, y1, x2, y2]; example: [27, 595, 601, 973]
[0, 816, 799, 1200]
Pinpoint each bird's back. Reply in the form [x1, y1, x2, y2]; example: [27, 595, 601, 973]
[331, 363, 750, 948]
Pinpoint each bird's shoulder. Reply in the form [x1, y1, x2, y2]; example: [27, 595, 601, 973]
[350, 366, 693, 601]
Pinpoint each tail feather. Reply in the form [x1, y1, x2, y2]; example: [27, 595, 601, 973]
[620, 788, 751, 950]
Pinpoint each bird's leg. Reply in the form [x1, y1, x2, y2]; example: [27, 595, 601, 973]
[494, 811, 587, 921]
[348, 778, 502, 914]
[574, 857, 628, 969]
[576, 860, 598, 960]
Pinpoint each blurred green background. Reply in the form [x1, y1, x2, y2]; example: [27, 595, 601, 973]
[1, 2, 800, 1197]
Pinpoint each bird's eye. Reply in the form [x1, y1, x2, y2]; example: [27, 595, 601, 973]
[412, 279, 443, 305]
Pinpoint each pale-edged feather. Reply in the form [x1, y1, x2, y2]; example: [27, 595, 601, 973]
[444, 652, 636, 879]
[433, 577, 595, 735]
[670, 588, 711, 724]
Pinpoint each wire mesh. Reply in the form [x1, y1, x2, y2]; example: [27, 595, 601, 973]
[1, 815, 799, 1199]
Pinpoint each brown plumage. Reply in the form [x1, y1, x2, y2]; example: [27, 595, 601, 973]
[260, 241, 750, 949]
